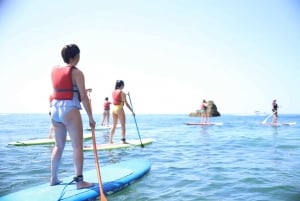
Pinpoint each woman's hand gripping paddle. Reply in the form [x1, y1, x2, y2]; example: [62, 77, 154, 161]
[127, 92, 144, 148]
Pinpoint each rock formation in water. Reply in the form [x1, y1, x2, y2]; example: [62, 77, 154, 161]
[189, 100, 221, 117]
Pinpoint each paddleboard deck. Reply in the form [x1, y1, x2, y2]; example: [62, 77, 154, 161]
[261, 122, 296, 126]
[8, 133, 92, 146]
[1, 158, 151, 201]
[83, 138, 155, 151]
[85, 124, 121, 131]
[186, 122, 223, 126]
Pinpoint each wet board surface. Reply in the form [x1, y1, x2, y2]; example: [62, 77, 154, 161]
[83, 138, 155, 151]
[85, 124, 121, 131]
[8, 134, 92, 146]
[1, 158, 151, 201]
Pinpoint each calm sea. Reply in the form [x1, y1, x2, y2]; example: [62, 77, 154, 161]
[0, 113, 300, 201]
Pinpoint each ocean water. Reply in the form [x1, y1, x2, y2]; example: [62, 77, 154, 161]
[0, 113, 300, 201]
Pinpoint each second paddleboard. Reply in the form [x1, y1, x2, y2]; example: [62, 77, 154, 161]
[83, 138, 155, 151]
[9, 133, 93, 146]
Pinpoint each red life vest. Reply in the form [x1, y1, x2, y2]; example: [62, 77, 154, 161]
[103, 101, 110, 110]
[112, 89, 122, 105]
[51, 66, 79, 100]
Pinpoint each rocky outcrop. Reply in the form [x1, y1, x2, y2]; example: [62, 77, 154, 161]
[189, 100, 221, 117]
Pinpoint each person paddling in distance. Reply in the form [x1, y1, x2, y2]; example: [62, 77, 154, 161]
[272, 99, 278, 124]
[101, 97, 112, 126]
[109, 80, 135, 144]
[50, 44, 95, 189]
[200, 99, 209, 123]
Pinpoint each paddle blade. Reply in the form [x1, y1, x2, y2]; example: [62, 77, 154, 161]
[100, 193, 108, 201]
[91, 128, 108, 201]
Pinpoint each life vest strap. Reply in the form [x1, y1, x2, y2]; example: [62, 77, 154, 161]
[54, 89, 79, 92]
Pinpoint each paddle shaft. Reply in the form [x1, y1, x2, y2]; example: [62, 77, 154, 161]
[127, 93, 144, 148]
[91, 128, 107, 201]
[262, 112, 275, 124]
[88, 90, 107, 201]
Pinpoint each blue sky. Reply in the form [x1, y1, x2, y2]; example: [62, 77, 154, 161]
[0, 0, 299, 115]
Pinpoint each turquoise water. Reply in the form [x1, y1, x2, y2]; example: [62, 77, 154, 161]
[0, 113, 300, 201]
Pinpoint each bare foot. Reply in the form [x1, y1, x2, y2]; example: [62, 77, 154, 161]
[50, 177, 62, 186]
[77, 181, 94, 190]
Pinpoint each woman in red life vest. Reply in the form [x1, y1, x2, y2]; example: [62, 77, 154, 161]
[101, 97, 111, 126]
[109, 80, 134, 144]
[49, 44, 96, 189]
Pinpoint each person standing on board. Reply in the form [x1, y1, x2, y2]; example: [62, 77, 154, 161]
[50, 44, 95, 189]
[272, 99, 278, 124]
[101, 97, 112, 126]
[200, 99, 209, 123]
[109, 80, 134, 144]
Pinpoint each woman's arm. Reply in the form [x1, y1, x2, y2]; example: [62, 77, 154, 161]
[122, 92, 135, 115]
[73, 69, 96, 127]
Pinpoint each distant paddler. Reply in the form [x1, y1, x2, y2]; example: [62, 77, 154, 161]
[101, 97, 112, 127]
[272, 99, 278, 124]
[200, 99, 209, 124]
[109, 80, 135, 144]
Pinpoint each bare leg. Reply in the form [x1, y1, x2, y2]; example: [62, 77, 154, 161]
[109, 112, 118, 144]
[50, 120, 67, 185]
[48, 124, 55, 139]
[118, 109, 128, 143]
[101, 112, 105, 126]
[205, 112, 209, 123]
[201, 112, 205, 123]
[273, 113, 278, 124]
[63, 109, 93, 189]
[107, 111, 110, 126]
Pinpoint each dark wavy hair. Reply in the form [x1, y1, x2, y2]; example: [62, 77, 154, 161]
[61, 44, 80, 64]
[115, 80, 124, 89]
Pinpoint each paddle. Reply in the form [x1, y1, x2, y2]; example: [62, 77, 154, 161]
[91, 127, 107, 201]
[127, 92, 144, 148]
[262, 113, 273, 124]
[87, 89, 107, 201]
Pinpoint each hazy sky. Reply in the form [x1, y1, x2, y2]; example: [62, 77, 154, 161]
[0, 0, 299, 115]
